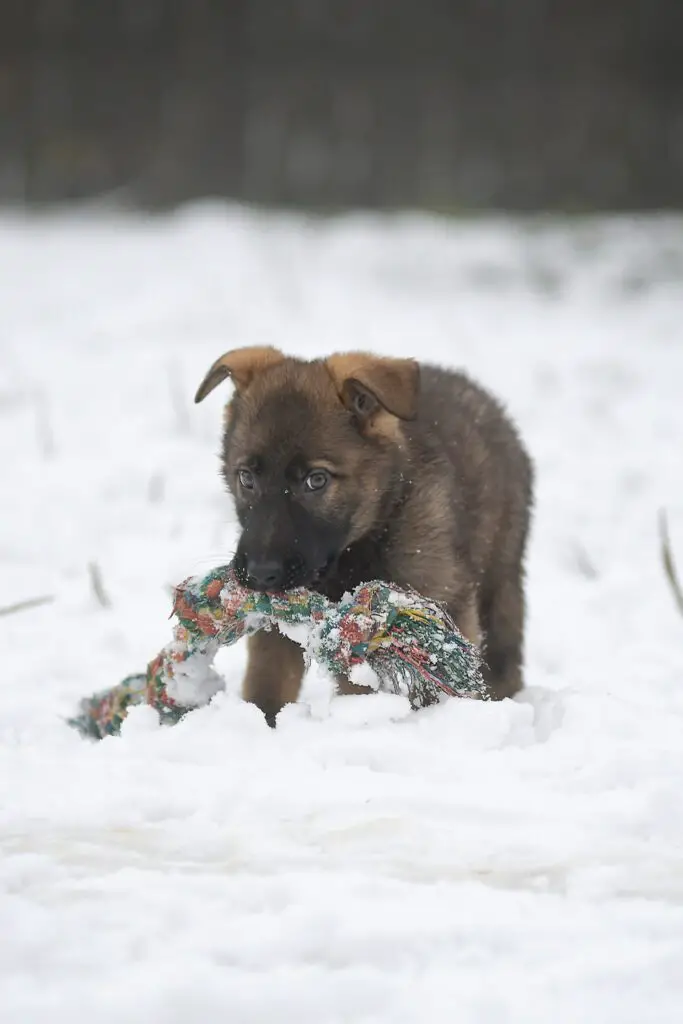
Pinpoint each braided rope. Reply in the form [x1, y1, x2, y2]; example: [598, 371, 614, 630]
[69, 566, 486, 739]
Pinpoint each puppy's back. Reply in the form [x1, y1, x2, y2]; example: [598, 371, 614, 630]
[408, 364, 533, 577]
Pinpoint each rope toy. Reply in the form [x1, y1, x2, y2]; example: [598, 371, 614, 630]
[69, 566, 487, 739]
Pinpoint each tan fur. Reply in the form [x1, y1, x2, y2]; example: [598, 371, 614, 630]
[222, 400, 234, 431]
[363, 408, 405, 444]
[335, 675, 375, 696]
[241, 628, 305, 727]
[194, 346, 285, 403]
[325, 352, 419, 420]
[196, 347, 533, 722]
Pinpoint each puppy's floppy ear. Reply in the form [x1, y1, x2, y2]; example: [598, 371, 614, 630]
[194, 346, 285, 403]
[325, 352, 419, 422]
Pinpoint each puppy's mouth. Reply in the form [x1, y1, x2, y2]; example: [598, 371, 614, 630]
[310, 554, 338, 586]
[279, 555, 337, 592]
[233, 553, 338, 593]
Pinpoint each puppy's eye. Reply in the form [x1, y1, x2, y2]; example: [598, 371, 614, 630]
[238, 468, 255, 490]
[304, 469, 330, 492]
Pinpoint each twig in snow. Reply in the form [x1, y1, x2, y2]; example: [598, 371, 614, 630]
[88, 561, 111, 609]
[572, 542, 598, 580]
[0, 595, 54, 617]
[659, 509, 683, 618]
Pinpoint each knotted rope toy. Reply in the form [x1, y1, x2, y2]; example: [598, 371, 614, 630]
[69, 566, 487, 739]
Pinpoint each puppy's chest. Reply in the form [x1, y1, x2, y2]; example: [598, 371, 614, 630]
[316, 535, 392, 604]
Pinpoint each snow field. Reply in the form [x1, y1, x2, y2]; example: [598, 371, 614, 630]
[1, 206, 683, 1022]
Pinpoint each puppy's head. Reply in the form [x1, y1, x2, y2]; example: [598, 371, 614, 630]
[195, 346, 419, 591]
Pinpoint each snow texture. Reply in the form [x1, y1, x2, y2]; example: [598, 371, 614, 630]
[1, 205, 683, 1023]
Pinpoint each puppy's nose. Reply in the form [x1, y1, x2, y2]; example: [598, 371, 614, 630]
[246, 559, 284, 590]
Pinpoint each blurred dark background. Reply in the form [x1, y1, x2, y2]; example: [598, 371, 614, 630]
[1, 0, 682, 212]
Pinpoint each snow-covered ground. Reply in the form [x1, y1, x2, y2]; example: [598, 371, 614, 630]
[1, 205, 682, 1023]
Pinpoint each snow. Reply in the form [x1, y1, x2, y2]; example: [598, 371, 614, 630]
[1, 204, 683, 1023]
[348, 661, 381, 691]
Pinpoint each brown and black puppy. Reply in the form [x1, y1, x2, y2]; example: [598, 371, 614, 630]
[195, 347, 533, 725]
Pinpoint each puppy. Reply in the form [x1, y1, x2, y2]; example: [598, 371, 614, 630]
[195, 347, 533, 724]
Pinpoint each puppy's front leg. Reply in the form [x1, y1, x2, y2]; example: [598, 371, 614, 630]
[242, 628, 305, 727]
[335, 674, 374, 696]
[448, 594, 482, 649]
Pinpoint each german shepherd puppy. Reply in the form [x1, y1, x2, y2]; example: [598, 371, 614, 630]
[195, 347, 533, 725]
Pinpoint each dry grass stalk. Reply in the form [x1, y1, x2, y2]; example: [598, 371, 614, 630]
[0, 595, 54, 617]
[88, 561, 111, 608]
[659, 509, 683, 617]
